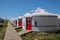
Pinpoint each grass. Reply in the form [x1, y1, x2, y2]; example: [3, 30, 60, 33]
[15, 27, 22, 32]
[21, 27, 60, 40]
[0, 20, 8, 40]
[21, 31, 60, 40]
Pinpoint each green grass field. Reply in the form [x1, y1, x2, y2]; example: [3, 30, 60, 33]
[15, 27, 22, 32]
[0, 20, 8, 40]
[21, 27, 60, 40]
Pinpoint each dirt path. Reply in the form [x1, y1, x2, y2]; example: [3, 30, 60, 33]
[4, 22, 22, 40]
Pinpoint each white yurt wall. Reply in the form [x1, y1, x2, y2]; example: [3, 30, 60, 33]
[22, 12, 32, 30]
[31, 8, 58, 31]
[17, 16, 22, 27]
[57, 14, 60, 27]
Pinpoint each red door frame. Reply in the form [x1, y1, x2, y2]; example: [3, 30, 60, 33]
[26, 17, 32, 30]
[18, 19, 22, 27]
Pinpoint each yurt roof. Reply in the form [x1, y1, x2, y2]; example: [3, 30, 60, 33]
[23, 12, 32, 17]
[18, 16, 22, 18]
[31, 8, 57, 16]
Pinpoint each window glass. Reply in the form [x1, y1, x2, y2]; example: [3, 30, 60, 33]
[19, 19, 22, 22]
[27, 18, 31, 24]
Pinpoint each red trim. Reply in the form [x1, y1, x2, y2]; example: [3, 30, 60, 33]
[18, 19, 22, 27]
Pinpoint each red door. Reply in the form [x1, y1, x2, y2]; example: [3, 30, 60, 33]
[18, 19, 22, 27]
[26, 17, 32, 30]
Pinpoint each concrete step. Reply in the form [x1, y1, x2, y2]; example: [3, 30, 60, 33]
[18, 30, 31, 36]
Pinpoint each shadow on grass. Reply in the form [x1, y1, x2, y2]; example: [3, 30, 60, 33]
[15, 27, 22, 32]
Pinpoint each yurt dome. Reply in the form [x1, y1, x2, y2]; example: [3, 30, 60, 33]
[22, 8, 58, 31]
[31, 8, 57, 16]
[18, 16, 22, 18]
[23, 12, 32, 17]
[31, 8, 58, 31]
[34, 8, 48, 13]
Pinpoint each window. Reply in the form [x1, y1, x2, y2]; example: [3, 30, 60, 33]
[19, 19, 22, 22]
[27, 18, 31, 24]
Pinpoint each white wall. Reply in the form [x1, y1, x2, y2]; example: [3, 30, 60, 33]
[32, 16, 58, 27]
[22, 17, 26, 30]
[22, 15, 58, 31]
[32, 27, 58, 31]
[58, 18, 60, 26]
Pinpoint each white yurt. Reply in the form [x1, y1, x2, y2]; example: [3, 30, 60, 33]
[31, 8, 58, 31]
[22, 12, 32, 30]
[10, 19, 14, 24]
[10, 18, 17, 26]
[17, 16, 22, 27]
[22, 8, 58, 31]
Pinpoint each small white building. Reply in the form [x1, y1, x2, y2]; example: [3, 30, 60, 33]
[22, 12, 32, 30]
[10, 18, 17, 26]
[10, 19, 14, 24]
[17, 16, 22, 28]
[22, 8, 58, 31]
[31, 8, 58, 31]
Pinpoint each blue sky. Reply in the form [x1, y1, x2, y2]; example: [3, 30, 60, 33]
[0, 0, 60, 18]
